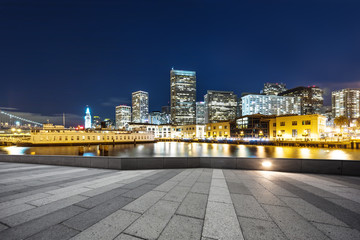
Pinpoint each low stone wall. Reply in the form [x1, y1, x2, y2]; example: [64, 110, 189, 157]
[0, 154, 359, 176]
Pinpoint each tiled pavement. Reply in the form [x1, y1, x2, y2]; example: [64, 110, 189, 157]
[0, 162, 359, 240]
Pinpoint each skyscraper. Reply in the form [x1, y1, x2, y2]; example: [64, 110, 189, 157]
[115, 105, 131, 129]
[262, 83, 287, 95]
[84, 106, 91, 129]
[196, 101, 205, 124]
[241, 94, 301, 116]
[132, 90, 149, 123]
[170, 69, 196, 125]
[204, 90, 237, 123]
[332, 88, 360, 119]
[279, 86, 323, 115]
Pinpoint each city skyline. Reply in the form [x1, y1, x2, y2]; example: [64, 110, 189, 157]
[1, 0, 360, 121]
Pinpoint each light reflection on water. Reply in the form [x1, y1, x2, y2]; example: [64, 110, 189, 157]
[0, 142, 359, 160]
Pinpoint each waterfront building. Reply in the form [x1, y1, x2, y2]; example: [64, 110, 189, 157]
[149, 111, 170, 125]
[332, 88, 360, 119]
[204, 90, 237, 123]
[262, 82, 287, 95]
[115, 105, 131, 129]
[206, 121, 230, 138]
[14, 123, 154, 146]
[241, 94, 301, 116]
[84, 107, 92, 129]
[132, 90, 149, 123]
[269, 114, 326, 140]
[230, 114, 275, 138]
[196, 101, 205, 124]
[170, 69, 196, 125]
[128, 123, 172, 139]
[279, 86, 323, 115]
[174, 124, 206, 139]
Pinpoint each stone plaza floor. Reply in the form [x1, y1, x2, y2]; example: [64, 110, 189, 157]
[0, 162, 359, 240]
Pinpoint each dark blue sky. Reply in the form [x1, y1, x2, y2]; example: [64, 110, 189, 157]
[1, 0, 360, 124]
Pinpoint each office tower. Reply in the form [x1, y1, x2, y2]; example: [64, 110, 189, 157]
[132, 90, 149, 123]
[149, 111, 170, 125]
[262, 82, 287, 95]
[332, 88, 360, 119]
[93, 116, 101, 128]
[279, 86, 323, 115]
[84, 106, 91, 129]
[170, 69, 196, 125]
[115, 105, 131, 129]
[161, 106, 171, 114]
[196, 101, 205, 124]
[242, 94, 301, 116]
[204, 90, 238, 123]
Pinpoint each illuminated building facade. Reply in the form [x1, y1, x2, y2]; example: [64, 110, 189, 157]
[279, 86, 323, 115]
[206, 122, 230, 138]
[230, 114, 275, 138]
[128, 123, 172, 139]
[196, 101, 205, 124]
[262, 82, 287, 95]
[204, 90, 237, 123]
[92, 116, 101, 129]
[175, 124, 206, 139]
[132, 90, 149, 123]
[115, 105, 131, 129]
[84, 107, 91, 129]
[149, 111, 170, 125]
[332, 88, 360, 119]
[170, 69, 196, 125]
[241, 94, 301, 116]
[269, 114, 326, 140]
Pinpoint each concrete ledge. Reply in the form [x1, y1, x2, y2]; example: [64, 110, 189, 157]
[137, 158, 163, 169]
[163, 157, 187, 169]
[302, 159, 342, 175]
[0, 155, 359, 176]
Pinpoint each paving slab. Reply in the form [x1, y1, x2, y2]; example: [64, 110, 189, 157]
[162, 185, 191, 202]
[202, 201, 244, 240]
[63, 196, 134, 231]
[238, 216, 287, 240]
[262, 204, 329, 240]
[280, 196, 348, 227]
[0, 205, 86, 240]
[176, 192, 208, 219]
[1, 195, 88, 227]
[70, 210, 140, 240]
[158, 215, 203, 240]
[231, 193, 271, 220]
[122, 190, 166, 214]
[26, 224, 79, 240]
[313, 222, 360, 240]
[124, 200, 179, 240]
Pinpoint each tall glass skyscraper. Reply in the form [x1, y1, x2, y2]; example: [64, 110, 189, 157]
[132, 90, 149, 123]
[170, 69, 196, 125]
[204, 90, 237, 123]
[332, 88, 360, 119]
[196, 101, 205, 124]
[115, 105, 131, 129]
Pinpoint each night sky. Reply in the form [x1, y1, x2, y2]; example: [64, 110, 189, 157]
[1, 0, 360, 125]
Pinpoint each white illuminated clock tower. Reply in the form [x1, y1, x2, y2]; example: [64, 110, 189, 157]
[84, 106, 92, 129]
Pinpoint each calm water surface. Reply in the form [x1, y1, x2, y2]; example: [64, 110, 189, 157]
[1, 142, 360, 160]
